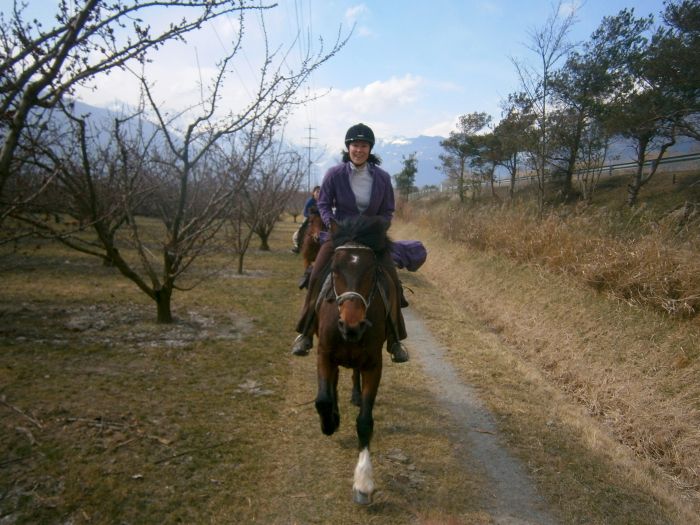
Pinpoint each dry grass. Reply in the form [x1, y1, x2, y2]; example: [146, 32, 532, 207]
[407, 182, 700, 318]
[3, 195, 699, 523]
[0, 217, 493, 524]
[398, 169, 700, 520]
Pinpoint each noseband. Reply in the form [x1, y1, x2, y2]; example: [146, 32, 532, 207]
[333, 243, 377, 310]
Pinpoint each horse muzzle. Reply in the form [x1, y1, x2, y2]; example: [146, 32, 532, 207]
[338, 318, 372, 342]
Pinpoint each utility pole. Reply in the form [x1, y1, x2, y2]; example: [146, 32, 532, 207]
[304, 126, 316, 192]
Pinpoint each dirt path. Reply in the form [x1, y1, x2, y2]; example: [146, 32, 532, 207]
[264, 303, 561, 524]
[403, 308, 557, 525]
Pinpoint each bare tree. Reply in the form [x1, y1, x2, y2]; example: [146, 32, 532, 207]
[511, 0, 577, 214]
[493, 95, 536, 202]
[5, 3, 349, 322]
[576, 120, 610, 203]
[286, 191, 308, 223]
[0, 0, 280, 224]
[247, 144, 304, 252]
[470, 132, 502, 204]
[439, 112, 491, 203]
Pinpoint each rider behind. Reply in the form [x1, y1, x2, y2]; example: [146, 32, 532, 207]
[291, 185, 321, 253]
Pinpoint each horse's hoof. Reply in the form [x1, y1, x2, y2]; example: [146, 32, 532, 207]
[353, 489, 372, 505]
[315, 399, 338, 435]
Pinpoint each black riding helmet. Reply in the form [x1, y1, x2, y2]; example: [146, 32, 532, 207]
[344, 123, 375, 150]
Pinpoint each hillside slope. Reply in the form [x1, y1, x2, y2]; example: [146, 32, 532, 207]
[392, 169, 700, 521]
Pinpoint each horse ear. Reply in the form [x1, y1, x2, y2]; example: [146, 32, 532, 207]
[329, 219, 339, 235]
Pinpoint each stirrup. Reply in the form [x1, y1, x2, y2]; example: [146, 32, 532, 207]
[291, 334, 313, 356]
[388, 341, 409, 363]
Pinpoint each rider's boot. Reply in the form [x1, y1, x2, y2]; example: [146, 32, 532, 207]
[291, 221, 308, 254]
[387, 339, 409, 363]
[386, 315, 409, 363]
[291, 310, 314, 356]
[298, 265, 312, 289]
[291, 333, 313, 356]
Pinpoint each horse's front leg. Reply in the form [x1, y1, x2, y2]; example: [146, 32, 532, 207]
[351, 368, 361, 407]
[353, 367, 381, 504]
[315, 353, 340, 435]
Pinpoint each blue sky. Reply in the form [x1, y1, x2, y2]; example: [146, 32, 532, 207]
[18, 1, 668, 176]
[285, 1, 666, 143]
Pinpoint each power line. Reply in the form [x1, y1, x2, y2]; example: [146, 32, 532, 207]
[304, 125, 317, 192]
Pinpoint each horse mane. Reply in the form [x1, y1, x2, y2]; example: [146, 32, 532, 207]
[332, 216, 391, 255]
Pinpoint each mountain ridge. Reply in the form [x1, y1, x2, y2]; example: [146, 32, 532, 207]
[68, 100, 699, 190]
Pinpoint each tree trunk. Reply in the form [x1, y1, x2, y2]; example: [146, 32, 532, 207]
[563, 154, 576, 200]
[627, 166, 644, 207]
[627, 136, 675, 207]
[155, 287, 173, 323]
[488, 166, 502, 203]
[259, 233, 270, 251]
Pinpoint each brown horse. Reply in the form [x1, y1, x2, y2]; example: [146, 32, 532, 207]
[313, 215, 396, 505]
[300, 209, 324, 271]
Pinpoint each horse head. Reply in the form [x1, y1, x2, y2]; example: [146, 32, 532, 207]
[332, 242, 376, 342]
[308, 211, 324, 242]
[330, 216, 390, 343]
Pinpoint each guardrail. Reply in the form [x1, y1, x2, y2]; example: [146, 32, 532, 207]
[408, 151, 700, 200]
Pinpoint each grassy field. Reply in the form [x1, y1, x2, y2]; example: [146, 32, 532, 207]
[2, 181, 699, 524]
[0, 219, 492, 524]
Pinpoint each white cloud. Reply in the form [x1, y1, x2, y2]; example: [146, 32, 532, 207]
[344, 5, 373, 38]
[356, 25, 374, 38]
[422, 117, 459, 137]
[478, 1, 503, 15]
[345, 4, 368, 24]
[293, 74, 423, 135]
[282, 74, 433, 179]
[345, 75, 423, 109]
[559, 1, 582, 17]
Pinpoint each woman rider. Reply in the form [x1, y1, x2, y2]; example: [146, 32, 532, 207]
[291, 123, 409, 363]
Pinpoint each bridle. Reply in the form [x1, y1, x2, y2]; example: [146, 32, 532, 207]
[332, 242, 377, 311]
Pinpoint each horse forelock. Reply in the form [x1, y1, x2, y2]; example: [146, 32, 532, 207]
[332, 216, 391, 255]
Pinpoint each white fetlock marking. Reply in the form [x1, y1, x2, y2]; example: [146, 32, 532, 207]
[352, 447, 374, 495]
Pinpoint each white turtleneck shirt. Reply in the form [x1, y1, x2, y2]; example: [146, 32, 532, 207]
[349, 163, 373, 212]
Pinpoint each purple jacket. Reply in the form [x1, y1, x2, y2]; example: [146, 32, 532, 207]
[317, 162, 395, 228]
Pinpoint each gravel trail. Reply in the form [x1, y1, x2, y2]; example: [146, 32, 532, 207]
[403, 307, 558, 525]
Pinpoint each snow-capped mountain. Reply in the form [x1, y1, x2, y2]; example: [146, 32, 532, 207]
[375, 135, 447, 188]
